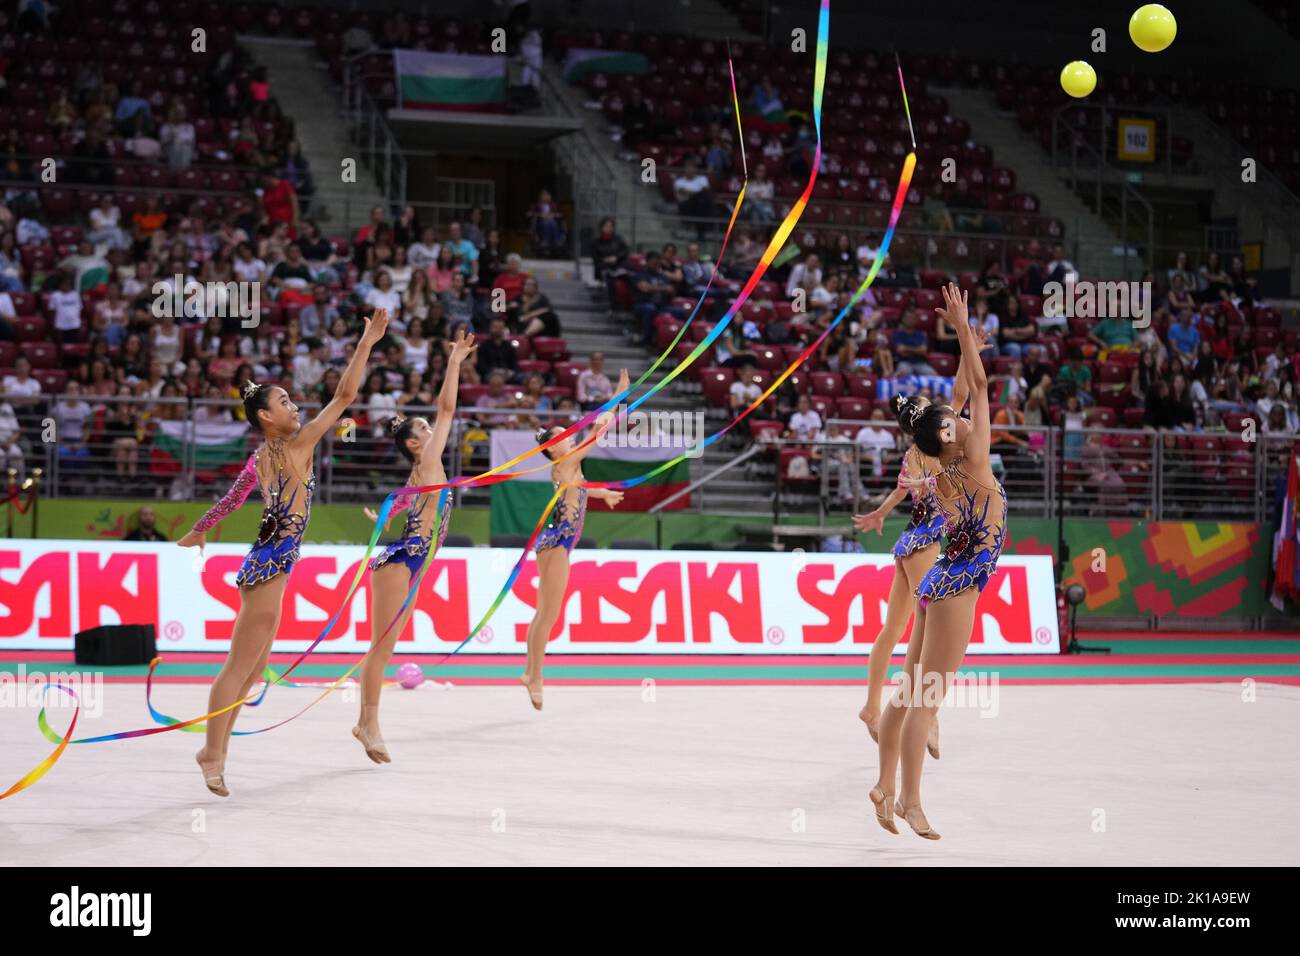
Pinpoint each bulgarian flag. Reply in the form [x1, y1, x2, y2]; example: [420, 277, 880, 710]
[561, 48, 650, 84]
[489, 428, 692, 538]
[150, 420, 251, 478]
[394, 49, 507, 112]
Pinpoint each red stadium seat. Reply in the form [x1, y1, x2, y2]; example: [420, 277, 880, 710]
[700, 368, 736, 408]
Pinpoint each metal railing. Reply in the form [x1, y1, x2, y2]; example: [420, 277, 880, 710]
[341, 51, 409, 214]
[1051, 105, 1155, 279]
[2, 395, 1293, 526]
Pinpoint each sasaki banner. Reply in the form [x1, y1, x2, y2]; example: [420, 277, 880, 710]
[0, 540, 1060, 655]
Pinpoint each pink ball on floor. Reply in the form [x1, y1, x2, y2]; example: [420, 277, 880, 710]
[396, 663, 424, 689]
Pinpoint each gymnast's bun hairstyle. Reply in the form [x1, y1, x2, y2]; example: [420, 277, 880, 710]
[389, 415, 420, 462]
[535, 426, 558, 460]
[242, 381, 272, 432]
[891, 393, 926, 437]
[912, 404, 951, 457]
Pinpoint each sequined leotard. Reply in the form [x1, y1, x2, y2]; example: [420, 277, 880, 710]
[916, 454, 1008, 605]
[892, 445, 946, 559]
[191, 444, 314, 588]
[369, 484, 454, 577]
[535, 475, 587, 554]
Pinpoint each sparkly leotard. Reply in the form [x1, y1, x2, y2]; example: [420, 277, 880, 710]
[892, 445, 946, 559]
[916, 454, 1008, 604]
[369, 484, 454, 577]
[534, 475, 587, 554]
[191, 445, 314, 588]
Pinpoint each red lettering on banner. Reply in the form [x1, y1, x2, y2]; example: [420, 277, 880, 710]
[76, 552, 158, 630]
[686, 561, 762, 644]
[407, 560, 470, 644]
[201, 556, 243, 640]
[971, 565, 1032, 644]
[568, 560, 686, 644]
[281, 557, 368, 641]
[0, 551, 72, 638]
[798, 562, 899, 644]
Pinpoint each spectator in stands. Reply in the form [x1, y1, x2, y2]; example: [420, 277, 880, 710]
[577, 352, 614, 411]
[292, 338, 328, 394]
[48, 272, 83, 344]
[854, 234, 889, 281]
[1011, 240, 1046, 297]
[892, 309, 935, 376]
[1165, 274, 1195, 314]
[1062, 394, 1085, 460]
[385, 247, 413, 296]
[1056, 347, 1094, 406]
[87, 195, 130, 251]
[105, 387, 140, 477]
[392, 206, 419, 249]
[114, 79, 153, 135]
[442, 271, 475, 333]
[0, 232, 24, 291]
[476, 370, 515, 425]
[1168, 307, 1201, 368]
[1197, 252, 1232, 304]
[1169, 374, 1199, 429]
[673, 158, 717, 240]
[1256, 379, 1298, 432]
[727, 362, 762, 447]
[354, 207, 387, 246]
[527, 189, 566, 257]
[0, 400, 23, 480]
[429, 246, 458, 293]
[477, 317, 518, 381]
[812, 421, 861, 502]
[1167, 251, 1196, 292]
[787, 394, 822, 442]
[1227, 255, 1257, 306]
[975, 259, 1010, 315]
[745, 164, 776, 224]
[992, 393, 1028, 454]
[591, 218, 629, 280]
[131, 197, 168, 254]
[365, 270, 402, 323]
[280, 140, 313, 208]
[0, 288, 14, 340]
[463, 208, 488, 250]
[514, 277, 560, 338]
[852, 409, 896, 477]
[998, 295, 1036, 357]
[1023, 385, 1049, 431]
[786, 253, 822, 301]
[493, 253, 529, 302]
[232, 241, 268, 286]
[260, 168, 300, 239]
[631, 250, 677, 345]
[753, 78, 785, 121]
[125, 506, 168, 542]
[444, 221, 480, 283]
[1088, 313, 1137, 361]
[159, 103, 196, 170]
[1045, 243, 1075, 286]
[298, 285, 338, 340]
[408, 227, 440, 271]
[269, 242, 314, 303]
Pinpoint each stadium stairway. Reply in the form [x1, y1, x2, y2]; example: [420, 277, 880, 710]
[936, 85, 1124, 281]
[241, 35, 389, 233]
[529, 259, 781, 515]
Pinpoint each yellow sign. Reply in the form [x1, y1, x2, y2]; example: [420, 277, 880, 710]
[1243, 243, 1261, 272]
[1117, 117, 1157, 162]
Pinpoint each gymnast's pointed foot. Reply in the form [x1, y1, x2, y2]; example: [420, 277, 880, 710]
[927, 715, 940, 760]
[352, 708, 391, 764]
[520, 673, 544, 711]
[858, 704, 880, 742]
[195, 748, 229, 798]
[895, 799, 940, 840]
[868, 786, 897, 834]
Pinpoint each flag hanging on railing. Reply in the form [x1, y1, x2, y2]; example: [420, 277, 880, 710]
[150, 420, 250, 478]
[560, 48, 650, 83]
[393, 50, 508, 111]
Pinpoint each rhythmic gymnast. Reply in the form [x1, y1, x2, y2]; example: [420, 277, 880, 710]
[355, 329, 476, 763]
[178, 308, 390, 796]
[520, 369, 630, 710]
[851, 326, 995, 757]
[869, 284, 1007, 839]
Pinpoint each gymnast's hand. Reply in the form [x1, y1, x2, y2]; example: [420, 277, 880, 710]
[363, 506, 390, 530]
[603, 489, 625, 509]
[178, 529, 206, 558]
[935, 282, 969, 328]
[851, 511, 886, 535]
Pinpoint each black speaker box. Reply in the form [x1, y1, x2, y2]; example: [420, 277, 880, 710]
[73, 624, 157, 666]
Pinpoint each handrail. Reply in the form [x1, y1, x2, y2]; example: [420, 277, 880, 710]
[1050, 104, 1154, 277]
[649, 442, 762, 512]
[342, 51, 408, 213]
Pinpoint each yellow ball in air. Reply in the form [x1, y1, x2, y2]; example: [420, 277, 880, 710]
[1129, 4, 1177, 53]
[1060, 61, 1097, 99]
